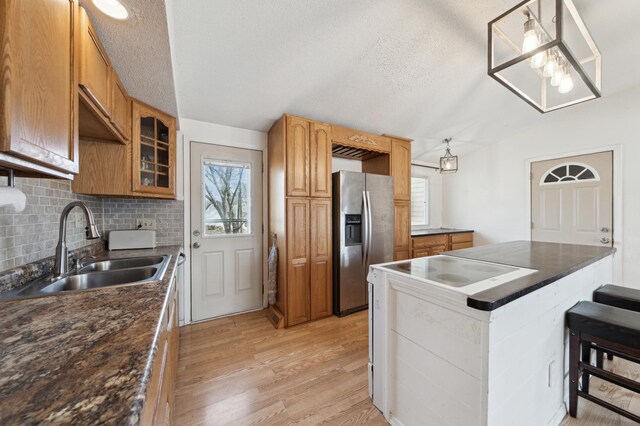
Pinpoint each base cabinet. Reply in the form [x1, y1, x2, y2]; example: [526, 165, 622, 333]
[412, 232, 474, 258]
[394, 201, 411, 261]
[141, 276, 179, 425]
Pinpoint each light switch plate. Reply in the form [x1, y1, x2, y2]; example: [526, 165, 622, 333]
[136, 218, 156, 230]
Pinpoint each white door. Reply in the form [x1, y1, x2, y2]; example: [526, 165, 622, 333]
[531, 151, 613, 247]
[190, 142, 263, 321]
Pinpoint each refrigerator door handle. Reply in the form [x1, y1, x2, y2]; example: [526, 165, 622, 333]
[362, 190, 369, 269]
[366, 191, 373, 271]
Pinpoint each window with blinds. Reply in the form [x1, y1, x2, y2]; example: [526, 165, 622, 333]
[411, 177, 429, 226]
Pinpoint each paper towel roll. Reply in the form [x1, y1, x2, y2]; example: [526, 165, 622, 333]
[0, 187, 27, 212]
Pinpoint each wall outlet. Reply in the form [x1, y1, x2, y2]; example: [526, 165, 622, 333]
[136, 218, 156, 230]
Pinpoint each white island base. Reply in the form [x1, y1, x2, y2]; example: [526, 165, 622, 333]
[368, 255, 613, 426]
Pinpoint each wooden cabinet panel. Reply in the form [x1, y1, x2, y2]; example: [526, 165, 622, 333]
[310, 199, 332, 320]
[286, 117, 310, 197]
[79, 7, 111, 118]
[0, 0, 79, 176]
[391, 139, 411, 200]
[451, 232, 474, 244]
[451, 241, 473, 251]
[394, 200, 411, 260]
[287, 199, 310, 326]
[310, 122, 332, 198]
[413, 248, 432, 258]
[110, 70, 131, 142]
[413, 235, 448, 249]
[395, 250, 411, 261]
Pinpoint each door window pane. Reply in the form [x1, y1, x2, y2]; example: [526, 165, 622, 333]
[203, 159, 251, 235]
[411, 177, 429, 226]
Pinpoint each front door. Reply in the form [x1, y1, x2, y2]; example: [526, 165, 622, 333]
[531, 151, 613, 247]
[190, 142, 263, 321]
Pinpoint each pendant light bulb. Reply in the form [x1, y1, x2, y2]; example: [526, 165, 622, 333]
[558, 69, 574, 94]
[530, 50, 547, 69]
[543, 54, 558, 78]
[522, 18, 539, 53]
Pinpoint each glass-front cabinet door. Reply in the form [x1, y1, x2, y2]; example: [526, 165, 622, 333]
[132, 100, 176, 197]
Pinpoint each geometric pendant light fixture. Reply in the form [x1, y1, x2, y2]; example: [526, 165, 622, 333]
[488, 0, 601, 113]
[439, 138, 458, 174]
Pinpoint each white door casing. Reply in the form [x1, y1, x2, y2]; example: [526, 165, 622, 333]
[531, 151, 613, 247]
[190, 142, 263, 321]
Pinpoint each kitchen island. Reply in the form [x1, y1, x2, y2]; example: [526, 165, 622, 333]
[368, 241, 615, 426]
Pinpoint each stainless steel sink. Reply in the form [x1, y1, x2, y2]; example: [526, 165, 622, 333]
[40, 268, 158, 293]
[78, 256, 166, 273]
[2, 255, 171, 300]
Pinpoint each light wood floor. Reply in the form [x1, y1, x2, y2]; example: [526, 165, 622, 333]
[175, 310, 639, 426]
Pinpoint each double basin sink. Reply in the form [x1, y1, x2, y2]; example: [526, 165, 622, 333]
[3, 255, 170, 300]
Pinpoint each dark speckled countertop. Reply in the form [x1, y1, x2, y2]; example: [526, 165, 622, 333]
[0, 245, 182, 425]
[411, 228, 474, 237]
[446, 241, 615, 311]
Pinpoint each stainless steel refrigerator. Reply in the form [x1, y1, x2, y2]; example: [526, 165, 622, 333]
[332, 171, 394, 316]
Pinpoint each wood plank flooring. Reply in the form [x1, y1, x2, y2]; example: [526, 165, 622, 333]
[175, 310, 639, 425]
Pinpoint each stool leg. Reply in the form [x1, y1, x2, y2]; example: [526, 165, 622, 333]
[581, 341, 591, 392]
[607, 353, 614, 361]
[596, 349, 604, 369]
[569, 331, 580, 417]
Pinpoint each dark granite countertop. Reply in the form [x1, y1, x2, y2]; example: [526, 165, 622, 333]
[411, 228, 474, 237]
[0, 245, 183, 425]
[446, 241, 615, 311]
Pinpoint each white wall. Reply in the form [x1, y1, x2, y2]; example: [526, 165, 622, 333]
[411, 165, 443, 229]
[332, 157, 362, 173]
[442, 85, 640, 286]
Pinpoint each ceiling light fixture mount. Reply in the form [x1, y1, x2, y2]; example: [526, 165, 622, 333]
[92, 0, 129, 20]
[439, 138, 458, 174]
[488, 0, 601, 113]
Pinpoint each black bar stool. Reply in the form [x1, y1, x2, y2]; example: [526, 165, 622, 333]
[567, 301, 640, 423]
[593, 285, 640, 367]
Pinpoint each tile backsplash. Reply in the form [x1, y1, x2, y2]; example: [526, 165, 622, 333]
[0, 177, 183, 272]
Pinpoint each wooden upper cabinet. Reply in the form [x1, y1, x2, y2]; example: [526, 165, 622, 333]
[391, 139, 411, 200]
[132, 100, 176, 197]
[310, 122, 332, 198]
[310, 199, 332, 320]
[78, 7, 111, 118]
[110, 70, 131, 142]
[286, 117, 310, 197]
[0, 0, 79, 177]
[287, 198, 311, 326]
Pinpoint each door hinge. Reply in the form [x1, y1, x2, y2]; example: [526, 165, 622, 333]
[262, 224, 264, 234]
[530, 172, 533, 180]
[531, 221, 534, 230]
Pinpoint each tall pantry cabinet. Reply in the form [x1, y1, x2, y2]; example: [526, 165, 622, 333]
[269, 115, 333, 327]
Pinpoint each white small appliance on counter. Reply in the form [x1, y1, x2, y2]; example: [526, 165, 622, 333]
[108, 230, 157, 250]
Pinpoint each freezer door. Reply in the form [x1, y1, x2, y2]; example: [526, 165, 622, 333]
[365, 173, 395, 271]
[333, 171, 367, 314]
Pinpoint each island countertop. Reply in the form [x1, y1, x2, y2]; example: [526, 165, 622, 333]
[447, 241, 615, 310]
[0, 245, 182, 425]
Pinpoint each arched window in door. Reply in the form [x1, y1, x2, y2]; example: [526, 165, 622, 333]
[540, 163, 600, 185]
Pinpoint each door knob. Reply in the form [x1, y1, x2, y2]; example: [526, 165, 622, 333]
[600, 237, 610, 244]
[192, 242, 201, 249]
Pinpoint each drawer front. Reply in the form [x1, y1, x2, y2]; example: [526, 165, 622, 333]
[413, 235, 448, 249]
[451, 242, 473, 251]
[450, 232, 473, 244]
[413, 248, 431, 258]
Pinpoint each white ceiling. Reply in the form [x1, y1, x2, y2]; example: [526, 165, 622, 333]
[97, 0, 640, 163]
[80, 0, 178, 117]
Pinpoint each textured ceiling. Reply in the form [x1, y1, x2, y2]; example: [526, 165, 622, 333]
[79, 0, 178, 117]
[165, 0, 640, 162]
